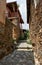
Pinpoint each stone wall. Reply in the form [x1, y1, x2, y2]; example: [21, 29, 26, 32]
[0, 0, 6, 43]
[0, 0, 21, 59]
[0, 18, 14, 59]
[29, 0, 42, 64]
[12, 18, 20, 41]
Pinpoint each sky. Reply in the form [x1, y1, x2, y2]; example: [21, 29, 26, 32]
[7, 0, 29, 30]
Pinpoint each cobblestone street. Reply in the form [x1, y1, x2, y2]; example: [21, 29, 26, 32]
[0, 42, 35, 65]
[0, 50, 35, 65]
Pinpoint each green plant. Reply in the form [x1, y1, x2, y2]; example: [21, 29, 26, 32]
[19, 35, 24, 40]
[27, 39, 32, 45]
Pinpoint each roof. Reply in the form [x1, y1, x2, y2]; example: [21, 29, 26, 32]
[6, 1, 17, 12]
[6, 1, 17, 5]
[6, 1, 24, 23]
[18, 10, 24, 23]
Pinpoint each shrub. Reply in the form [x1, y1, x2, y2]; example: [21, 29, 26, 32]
[27, 39, 32, 45]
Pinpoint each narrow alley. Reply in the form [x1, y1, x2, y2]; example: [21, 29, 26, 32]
[0, 0, 42, 65]
[0, 41, 35, 65]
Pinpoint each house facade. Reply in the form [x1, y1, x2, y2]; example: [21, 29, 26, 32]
[0, 0, 14, 57]
[6, 2, 24, 41]
[0, 0, 24, 58]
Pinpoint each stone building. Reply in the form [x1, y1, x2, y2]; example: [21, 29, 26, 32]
[27, 0, 42, 65]
[0, 0, 14, 58]
[0, 1, 23, 58]
[6, 2, 24, 41]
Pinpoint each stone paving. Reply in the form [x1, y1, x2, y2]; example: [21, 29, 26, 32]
[0, 42, 35, 65]
[17, 41, 32, 49]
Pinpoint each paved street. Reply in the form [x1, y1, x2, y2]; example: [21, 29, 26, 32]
[0, 42, 35, 65]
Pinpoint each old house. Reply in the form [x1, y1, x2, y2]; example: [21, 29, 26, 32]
[27, 0, 42, 64]
[17, 10, 24, 38]
[0, 0, 24, 58]
[0, 0, 14, 57]
[6, 2, 24, 41]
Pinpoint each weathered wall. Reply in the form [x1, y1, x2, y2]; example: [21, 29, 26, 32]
[12, 18, 20, 41]
[0, 0, 6, 43]
[0, 0, 21, 59]
[29, 0, 42, 64]
[0, 18, 14, 59]
[0, 0, 14, 57]
[0, 0, 6, 24]
[0, 0, 6, 38]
